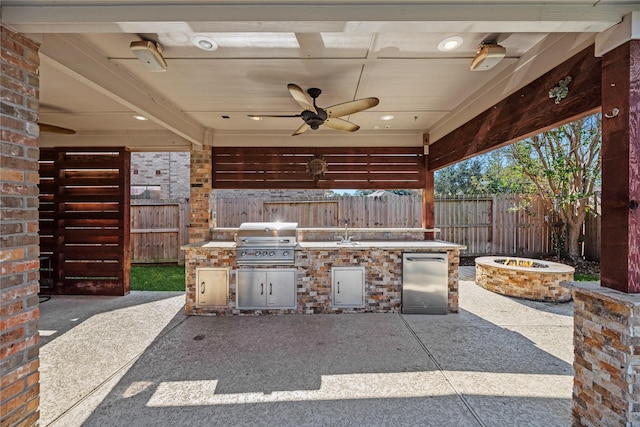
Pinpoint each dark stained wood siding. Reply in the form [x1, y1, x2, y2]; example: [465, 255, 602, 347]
[38, 148, 131, 295]
[600, 40, 640, 293]
[212, 147, 425, 190]
[428, 45, 602, 170]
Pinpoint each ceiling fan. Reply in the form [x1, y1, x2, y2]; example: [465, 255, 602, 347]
[39, 123, 76, 134]
[249, 83, 379, 136]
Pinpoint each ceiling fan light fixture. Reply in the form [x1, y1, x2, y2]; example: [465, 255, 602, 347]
[130, 40, 167, 72]
[193, 36, 218, 51]
[438, 36, 463, 52]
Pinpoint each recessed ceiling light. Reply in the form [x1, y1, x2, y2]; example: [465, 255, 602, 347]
[381, 115, 394, 121]
[249, 116, 262, 121]
[193, 36, 218, 51]
[438, 36, 463, 52]
[133, 115, 148, 121]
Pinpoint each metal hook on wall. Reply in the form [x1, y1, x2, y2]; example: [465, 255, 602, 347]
[604, 108, 619, 119]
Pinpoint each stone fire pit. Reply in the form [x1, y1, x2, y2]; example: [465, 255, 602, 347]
[475, 256, 574, 302]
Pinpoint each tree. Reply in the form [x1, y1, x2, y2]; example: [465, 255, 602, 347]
[434, 158, 486, 195]
[434, 151, 533, 195]
[507, 114, 601, 259]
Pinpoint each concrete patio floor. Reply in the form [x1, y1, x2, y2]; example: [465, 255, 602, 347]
[38, 267, 574, 426]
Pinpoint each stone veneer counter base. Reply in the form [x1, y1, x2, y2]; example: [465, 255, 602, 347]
[183, 240, 464, 316]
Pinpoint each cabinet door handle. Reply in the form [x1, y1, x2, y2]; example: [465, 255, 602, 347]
[269, 283, 273, 295]
[337, 281, 340, 293]
[261, 283, 264, 295]
[200, 281, 206, 294]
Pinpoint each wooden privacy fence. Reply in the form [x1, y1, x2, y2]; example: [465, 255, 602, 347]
[434, 195, 552, 256]
[215, 194, 600, 259]
[130, 201, 189, 264]
[216, 195, 424, 227]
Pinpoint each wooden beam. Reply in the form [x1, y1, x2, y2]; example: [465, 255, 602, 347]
[422, 168, 435, 240]
[600, 40, 640, 293]
[428, 45, 602, 170]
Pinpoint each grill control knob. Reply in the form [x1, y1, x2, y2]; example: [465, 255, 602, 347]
[255, 252, 261, 257]
[269, 251, 275, 257]
[283, 251, 290, 257]
[262, 251, 269, 256]
[241, 251, 247, 257]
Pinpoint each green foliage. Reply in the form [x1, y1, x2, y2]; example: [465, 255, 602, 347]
[130, 265, 185, 291]
[574, 273, 600, 282]
[434, 149, 533, 196]
[434, 158, 485, 195]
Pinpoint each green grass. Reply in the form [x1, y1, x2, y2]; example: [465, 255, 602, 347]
[130, 265, 185, 291]
[574, 273, 600, 282]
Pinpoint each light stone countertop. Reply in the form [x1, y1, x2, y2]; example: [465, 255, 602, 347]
[184, 240, 465, 250]
[297, 240, 464, 250]
[183, 241, 235, 249]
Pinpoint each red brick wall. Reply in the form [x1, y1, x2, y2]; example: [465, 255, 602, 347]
[0, 26, 41, 427]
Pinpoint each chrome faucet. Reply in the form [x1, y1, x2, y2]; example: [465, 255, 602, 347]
[339, 221, 353, 244]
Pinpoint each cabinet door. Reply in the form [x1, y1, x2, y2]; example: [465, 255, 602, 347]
[237, 270, 267, 309]
[332, 267, 365, 308]
[265, 269, 296, 309]
[196, 268, 229, 308]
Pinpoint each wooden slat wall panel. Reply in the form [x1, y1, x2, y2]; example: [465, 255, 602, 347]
[38, 157, 56, 292]
[212, 147, 426, 190]
[38, 147, 130, 296]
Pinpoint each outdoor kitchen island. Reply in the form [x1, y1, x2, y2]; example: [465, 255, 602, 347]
[183, 225, 464, 316]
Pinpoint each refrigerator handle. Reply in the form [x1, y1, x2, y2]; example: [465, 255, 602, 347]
[406, 257, 446, 262]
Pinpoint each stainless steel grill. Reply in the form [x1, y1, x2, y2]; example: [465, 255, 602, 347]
[235, 222, 298, 265]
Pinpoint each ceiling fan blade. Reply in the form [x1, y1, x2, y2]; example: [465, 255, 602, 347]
[323, 117, 360, 132]
[292, 123, 311, 136]
[287, 83, 317, 113]
[326, 97, 379, 118]
[248, 114, 302, 118]
[39, 123, 76, 134]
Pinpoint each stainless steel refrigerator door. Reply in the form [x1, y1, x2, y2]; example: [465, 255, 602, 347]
[402, 253, 448, 314]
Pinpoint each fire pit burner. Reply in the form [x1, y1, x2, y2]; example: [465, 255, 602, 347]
[494, 258, 549, 269]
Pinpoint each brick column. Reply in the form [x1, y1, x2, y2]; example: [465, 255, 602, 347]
[0, 26, 41, 427]
[189, 145, 211, 242]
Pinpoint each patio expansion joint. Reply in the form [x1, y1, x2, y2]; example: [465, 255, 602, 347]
[399, 314, 487, 427]
[47, 314, 190, 427]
